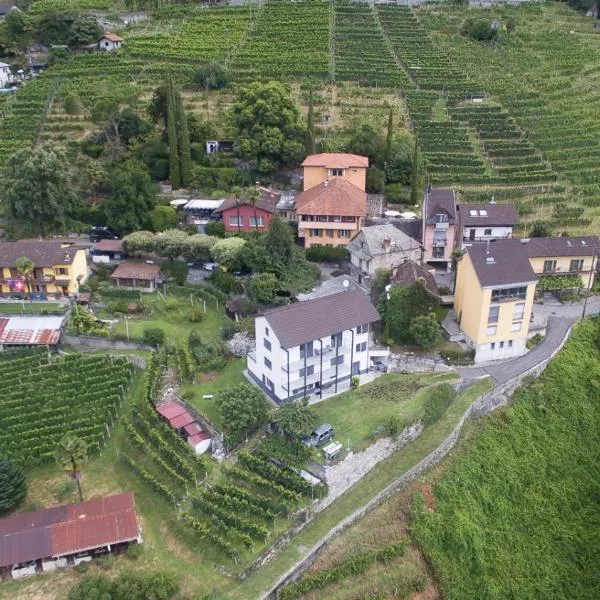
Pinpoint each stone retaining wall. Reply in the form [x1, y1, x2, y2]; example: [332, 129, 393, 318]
[63, 334, 152, 351]
[388, 352, 453, 374]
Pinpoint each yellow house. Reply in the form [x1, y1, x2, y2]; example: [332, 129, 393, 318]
[454, 240, 537, 363]
[0, 241, 89, 299]
[301, 153, 368, 192]
[521, 236, 598, 291]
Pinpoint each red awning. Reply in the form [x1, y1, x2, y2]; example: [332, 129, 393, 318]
[169, 412, 195, 429]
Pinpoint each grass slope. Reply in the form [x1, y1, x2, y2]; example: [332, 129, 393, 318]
[412, 318, 600, 600]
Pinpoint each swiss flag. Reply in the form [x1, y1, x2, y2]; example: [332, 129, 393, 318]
[12, 279, 25, 292]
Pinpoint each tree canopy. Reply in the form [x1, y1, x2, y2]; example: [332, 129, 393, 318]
[151, 205, 178, 232]
[217, 383, 269, 442]
[210, 237, 247, 270]
[0, 457, 26, 513]
[231, 81, 305, 173]
[55, 434, 88, 502]
[1, 145, 81, 235]
[273, 398, 318, 440]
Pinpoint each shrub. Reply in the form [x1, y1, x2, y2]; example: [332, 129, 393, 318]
[187, 306, 205, 322]
[526, 333, 544, 349]
[422, 383, 457, 425]
[386, 415, 403, 436]
[305, 246, 348, 263]
[143, 327, 165, 347]
[409, 313, 441, 349]
[0, 457, 27, 512]
[209, 270, 243, 294]
[461, 18, 498, 42]
[350, 376, 359, 390]
[438, 285, 450, 295]
[126, 542, 143, 560]
[162, 261, 188, 286]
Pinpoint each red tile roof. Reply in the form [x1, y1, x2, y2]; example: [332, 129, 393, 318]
[302, 153, 368, 169]
[0, 493, 139, 568]
[94, 239, 123, 253]
[101, 34, 123, 42]
[213, 188, 279, 215]
[111, 262, 160, 281]
[296, 178, 366, 217]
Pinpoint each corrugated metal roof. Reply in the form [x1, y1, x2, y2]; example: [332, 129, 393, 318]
[0, 493, 139, 568]
[169, 411, 195, 429]
[0, 315, 64, 346]
[156, 401, 186, 420]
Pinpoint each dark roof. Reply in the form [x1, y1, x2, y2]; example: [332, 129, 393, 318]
[94, 239, 123, 253]
[390, 260, 439, 296]
[0, 241, 79, 268]
[393, 219, 423, 243]
[457, 203, 519, 227]
[213, 188, 279, 215]
[296, 178, 366, 217]
[346, 224, 420, 260]
[466, 239, 537, 288]
[425, 188, 456, 223]
[263, 289, 380, 348]
[520, 236, 598, 257]
[0, 493, 138, 568]
[111, 262, 160, 280]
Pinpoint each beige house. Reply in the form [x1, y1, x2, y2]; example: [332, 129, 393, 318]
[346, 224, 421, 288]
[454, 239, 537, 363]
[301, 153, 368, 192]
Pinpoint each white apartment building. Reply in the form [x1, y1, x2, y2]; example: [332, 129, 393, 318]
[247, 290, 380, 404]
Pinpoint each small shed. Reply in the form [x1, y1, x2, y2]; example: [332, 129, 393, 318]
[98, 34, 123, 51]
[91, 239, 124, 263]
[110, 262, 160, 292]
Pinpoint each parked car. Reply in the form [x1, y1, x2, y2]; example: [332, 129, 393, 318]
[203, 262, 218, 271]
[89, 226, 118, 243]
[303, 423, 334, 448]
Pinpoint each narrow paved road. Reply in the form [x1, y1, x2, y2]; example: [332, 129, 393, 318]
[456, 316, 572, 384]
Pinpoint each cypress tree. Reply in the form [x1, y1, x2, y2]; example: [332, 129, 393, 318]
[0, 457, 26, 512]
[175, 90, 192, 188]
[385, 107, 394, 163]
[305, 89, 316, 155]
[410, 137, 419, 205]
[166, 77, 180, 189]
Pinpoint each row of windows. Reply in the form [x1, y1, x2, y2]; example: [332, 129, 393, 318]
[491, 286, 527, 302]
[486, 322, 522, 336]
[229, 216, 264, 227]
[309, 229, 352, 238]
[488, 303, 525, 325]
[301, 215, 356, 223]
[543, 259, 585, 273]
[489, 340, 514, 351]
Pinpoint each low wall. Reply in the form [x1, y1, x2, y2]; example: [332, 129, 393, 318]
[264, 321, 574, 599]
[388, 352, 453, 374]
[63, 334, 152, 351]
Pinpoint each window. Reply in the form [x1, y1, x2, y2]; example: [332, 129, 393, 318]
[491, 286, 527, 302]
[312, 229, 322, 237]
[355, 342, 367, 352]
[511, 322, 522, 332]
[57, 268, 68, 275]
[229, 215, 243, 226]
[317, 215, 328, 222]
[330, 355, 344, 366]
[432, 247, 445, 259]
[250, 216, 264, 227]
[484, 228, 492, 236]
[490, 342, 496, 350]
[329, 168, 343, 177]
[508, 340, 513, 348]
[486, 325, 497, 336]
[264, 339, 271, 352]
[331, 332, 343, 348]
[265, 327, 269, 336]
[569, 259, 584, 272]
[299, 365, 314, 377]
[356, 323, 369, 334]
[513, 303, 525, 322]
[488, 306, 500, 324]
[543, 259, 557, 273]
[300, 342, 313, 359]
[263, 376, 274, 390]
[435, 213, 448, 223]
[327, 229, 334, 238]
[264, 357, 272, 370]
[499, 341, 504, 349]
[338, 229, 351, 238]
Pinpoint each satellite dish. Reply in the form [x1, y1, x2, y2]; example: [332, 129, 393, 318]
[342, 280, 350, 290]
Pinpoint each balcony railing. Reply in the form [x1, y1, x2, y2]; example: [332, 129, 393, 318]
[283, 343, 350, 373]
[432, 238, 447, 247]
[434, 222, 449, 230]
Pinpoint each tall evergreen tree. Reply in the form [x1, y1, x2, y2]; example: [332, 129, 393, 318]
[0, 457, 26, 512]
[175, 91, 192, 187]
[410, 138, 419, 205]
[166, 78, 180, 189]
[305, 89, 316, 155]
[385, 107, 394, 163]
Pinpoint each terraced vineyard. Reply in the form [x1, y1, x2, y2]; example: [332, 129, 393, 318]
[0, 350, 133, 465]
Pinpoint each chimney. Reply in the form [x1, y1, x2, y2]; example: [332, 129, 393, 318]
[324, 179, 328, 188]
[382, 237, 392, 253]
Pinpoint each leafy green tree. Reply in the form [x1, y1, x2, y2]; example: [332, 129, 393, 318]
[35, 8, 70, 46]
[218, 383, 269, 440]
[104, 160, 156, 233]
[531, 220, 552, 237]
[151, 205, 178, 232]
[305, 88, 316, 155]
[1, 145, 80, 235]
[63, 92, 82, 115]
[385, 107, 394, 163]
[273, 398, 318, 440]
[15, 256, 34, 302]
[210, 237, 247, 270]
[182, 234, 217, 263]
[118, 107, 152, 146]
[346, 122, 386, 167]
[90, 89, 137, 145]
[136, 134, 170, 181]
[244, 239, 271, 273]
[367, 166, 385, 193]
[204, 220, 225, 238]
[122, 231, 155, 256]
[461, 18, 498, 42]
[55, 435, 88, 502]
[166, 78, 180, 188]
[0, 457, 26, 513]
[154, 229, 189, 261]
[4, 9, 29, 52]
[175, 90, 192, 187]
[384, 130, 414, 186]
[187, 113, 217, 145]
[143, 327, 165, 347]
[249, 272, 278, 304]
[265, 216, 294, 275]
[409, 313, 441, 349]
[231, 81, 305, 173]
[385, 280, 438, 344]
[148, 84, 167, 125]
[48, 45, 69, 66]
[68, 15, 101, 45]
[196, 61, 229, 90]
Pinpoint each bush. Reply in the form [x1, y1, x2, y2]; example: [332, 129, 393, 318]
[209, 270, 243, 294]
[442, 347, 475, 365]
[422, 383, 457, 425]
[126, 542, 143, 561]
[305, 246, 348, 263]
[461, 18, 498, 42]
[162, 261, 188, 286]
[526, 333, 544, 349]
[143, 327, 165, 347]
[438, 285, 450, 295]
[386, 415, 403, 436]
[409, 313, 441, 349]
[69, 570, 178, 600]
[0, 457, 27, 512]
[187, 306, 204, 322]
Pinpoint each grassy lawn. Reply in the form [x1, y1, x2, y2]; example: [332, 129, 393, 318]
[183, 357, 246, 428]
[312, 372, 458, 450]
[0, 301, 65, 315]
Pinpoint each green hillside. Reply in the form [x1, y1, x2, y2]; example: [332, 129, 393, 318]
[2, 1, 600, 231]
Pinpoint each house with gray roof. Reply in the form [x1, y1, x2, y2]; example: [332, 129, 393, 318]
[247, 289, 380, 404]
[456, 202, 519, 248]
[422, 187, 457, 270]
[346, 224, 421, 288]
